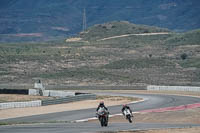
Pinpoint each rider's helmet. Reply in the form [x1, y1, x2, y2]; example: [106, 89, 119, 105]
[123, 104, 127, 107]
[100, 101, 104, 106]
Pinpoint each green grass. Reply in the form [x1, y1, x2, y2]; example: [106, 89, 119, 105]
[0, 42, 82, 64]
[39, 67, 129, 81]
[179, 58, 200, 68]
[0, 122, 10, 126]
[103, 58, 175, 69]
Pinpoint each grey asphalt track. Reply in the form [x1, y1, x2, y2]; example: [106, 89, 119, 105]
[0, 122, 200, 133]
[1, 92, 200, 132]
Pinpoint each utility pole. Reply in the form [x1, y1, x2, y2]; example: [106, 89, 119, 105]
[82, 8, 87, 32]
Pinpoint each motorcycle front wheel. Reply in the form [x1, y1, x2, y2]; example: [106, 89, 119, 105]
[100, 117, 105, 127]
[127, 115, 132, 123]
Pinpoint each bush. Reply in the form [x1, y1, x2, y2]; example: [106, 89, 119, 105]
[181, 53, 187, 60]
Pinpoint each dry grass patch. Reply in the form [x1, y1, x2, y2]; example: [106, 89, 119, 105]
[119, 127, 200, 133]
[0, 94, 53, 103]
[97, 95, 142, 102]
[65, 37, 82, 42]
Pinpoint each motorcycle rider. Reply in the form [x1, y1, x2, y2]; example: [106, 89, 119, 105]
[96, 101, 108, 112]
[121, 104, 133, 116]
[96, 101, 109, 117]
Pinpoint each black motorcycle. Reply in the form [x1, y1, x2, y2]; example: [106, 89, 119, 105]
[97, 107, 109, 127]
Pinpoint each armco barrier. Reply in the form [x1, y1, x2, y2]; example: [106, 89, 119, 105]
[0, 94, 96, 109]
[45, 85, 146, 90]
[0, 89, 28, 94]
[43, 90, 75, 97]
[0, 100, 41, 110]
[42, 94, 96, 106]
[147, 85, 200, 92]
[28, 89, 75, 97]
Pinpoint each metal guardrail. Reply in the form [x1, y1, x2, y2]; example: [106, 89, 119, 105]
[0, 100, 41, 110]
[0, 94, 96, 109]
[41, 94, 96, 106]
[45, 85, 147, 90]
[147, 85, 200, 92]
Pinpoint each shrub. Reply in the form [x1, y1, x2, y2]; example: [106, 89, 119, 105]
[181, 53, 187, 60]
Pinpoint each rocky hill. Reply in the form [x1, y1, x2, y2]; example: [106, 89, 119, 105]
[0, 21, 200, 87]
[0, 0, 200, 42]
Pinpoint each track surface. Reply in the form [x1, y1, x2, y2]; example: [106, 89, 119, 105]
[1, 122, 200, 133]
[1, 92, 200, 133]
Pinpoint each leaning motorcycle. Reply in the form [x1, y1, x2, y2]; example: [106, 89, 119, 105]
[97, 107, 109, 127]
[123, 108, 133, 123]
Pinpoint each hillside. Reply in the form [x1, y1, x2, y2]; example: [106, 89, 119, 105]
[0, 22, 200, 87]
[165, 29, 200, 46]
[79, 21, 169, 41]
[0, 0, 200, 42]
